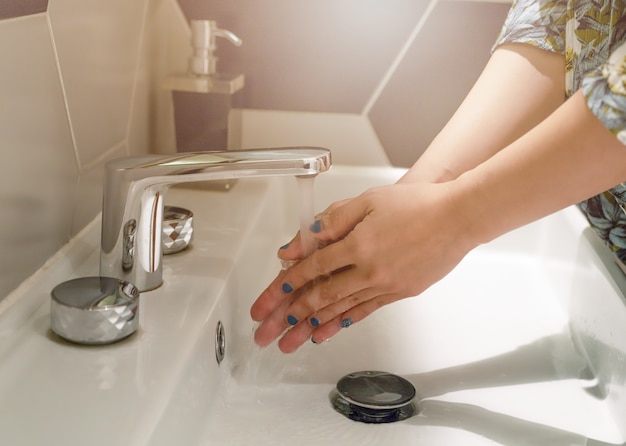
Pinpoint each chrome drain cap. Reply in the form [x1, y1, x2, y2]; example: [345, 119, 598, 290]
[332, 371, 418, 424]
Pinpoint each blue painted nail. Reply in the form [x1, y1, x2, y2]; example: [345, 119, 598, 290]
[282, 283, 293, 293]
[287, 314, 298, 325]
[340, 318, 353, 328]
[309, 220, 322, 233]
[310, 317, 320, 328]
[280, 243, 290, 249]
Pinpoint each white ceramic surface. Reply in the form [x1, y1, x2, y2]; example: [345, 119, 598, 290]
[0, 166, 624, 446]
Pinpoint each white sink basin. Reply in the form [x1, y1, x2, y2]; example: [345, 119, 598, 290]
[1, 165, 625, 445]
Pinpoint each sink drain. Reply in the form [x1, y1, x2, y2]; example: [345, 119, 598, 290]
[331, 371, 418, 423]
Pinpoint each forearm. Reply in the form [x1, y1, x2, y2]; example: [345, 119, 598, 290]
[456, 90, 626, 246]
[401, 44, 565, 184]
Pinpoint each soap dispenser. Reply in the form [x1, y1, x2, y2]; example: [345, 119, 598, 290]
[166, 19, 245, 161]
[163, 19, 244, 94]
[189, 20, 242, 77]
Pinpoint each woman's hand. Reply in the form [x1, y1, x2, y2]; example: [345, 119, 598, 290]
[248, 44, 621, 355]
[249, 181, 478, 353]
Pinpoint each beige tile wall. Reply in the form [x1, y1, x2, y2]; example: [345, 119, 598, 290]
[369, 1, 510, 166]
[0, 0, 158, 299]
[176, 0, 510, 167]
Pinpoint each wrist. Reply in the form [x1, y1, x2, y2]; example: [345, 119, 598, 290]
[446, 172, 496, 250]
[399, 161, 457, 185]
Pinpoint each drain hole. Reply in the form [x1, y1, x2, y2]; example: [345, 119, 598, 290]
[331, 371, 419, 424]
[215, 321, 226, 365]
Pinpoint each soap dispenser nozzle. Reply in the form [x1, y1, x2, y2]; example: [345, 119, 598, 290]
[189, 20, 242, 76]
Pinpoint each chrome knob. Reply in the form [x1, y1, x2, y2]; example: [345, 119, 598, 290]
[162, 206, 194, 255]
[50, 277, 139, 345]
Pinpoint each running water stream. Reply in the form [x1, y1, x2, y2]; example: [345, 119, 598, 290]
[297, 175, 317, 257]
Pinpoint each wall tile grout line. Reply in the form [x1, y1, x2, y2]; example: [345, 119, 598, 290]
[79, 139, 127, 172]
[45, 11, 81, 172]
[361, 0, 439, 117]
[124, 0, 151, 157]
[45, 10, 83, 243]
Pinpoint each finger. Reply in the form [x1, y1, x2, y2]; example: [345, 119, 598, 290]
[279, 313, 344, 351]
[253, 295, 294, 347]
[277, 240, 354, 301]
[277, 231, 303, 260]
[277, 198, 354, 261]
[250, 269, 290, 322]
[300, 286, 380, 329]
[309, 294, 398, 346]
[283, 268, 372, 327]
[277, 319, 314, 353]
[322, 198, 352, 212]
[268, 274, 369, 353]
[310, 193, 372, 243]
[277, 232, 328, 263]
[310, 314, 343, 344]
[279, 292, 395, 352]
[339, 293, 398, 327]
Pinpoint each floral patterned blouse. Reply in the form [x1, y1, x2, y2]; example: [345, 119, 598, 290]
[495, 0, 626, 264]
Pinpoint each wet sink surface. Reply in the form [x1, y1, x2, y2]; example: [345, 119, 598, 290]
[189, 167, 624, 445]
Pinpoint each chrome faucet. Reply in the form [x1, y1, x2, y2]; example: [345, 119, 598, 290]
[100, 147, 331, 291]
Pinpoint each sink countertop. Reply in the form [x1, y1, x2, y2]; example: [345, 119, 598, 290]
[0, 177, 276, 446]
[0, 166, 625, 445]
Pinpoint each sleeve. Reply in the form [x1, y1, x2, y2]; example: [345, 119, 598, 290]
[493, 0, 568, 54]
[582, 42, 626, 145]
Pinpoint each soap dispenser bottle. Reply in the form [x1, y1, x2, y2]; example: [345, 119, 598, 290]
[168, 19, 245, 160]
[189, 20, 242, 77]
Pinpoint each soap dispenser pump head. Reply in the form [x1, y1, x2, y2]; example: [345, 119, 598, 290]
[188, 19, 242, 76]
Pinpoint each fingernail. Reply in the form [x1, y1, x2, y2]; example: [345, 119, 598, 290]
[280, 242, 289, 249]
[310, 317, 320, 328]
[282, 283, 294, 293]
[340, 318, 353, 328]
[311, 337, 318, 344]
[287, 314, 298, 325]
[309, 220, 322, 233]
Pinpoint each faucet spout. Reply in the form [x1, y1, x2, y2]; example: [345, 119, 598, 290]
[100, 147, 331, 291]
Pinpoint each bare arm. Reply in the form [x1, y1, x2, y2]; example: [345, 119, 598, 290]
[458, 89, 626, 244]
[401, 43, 565, 183]
[251, 88, 626, 353]
[271, 43, 566, 260]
